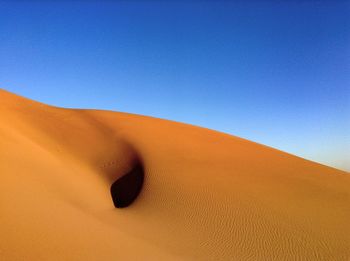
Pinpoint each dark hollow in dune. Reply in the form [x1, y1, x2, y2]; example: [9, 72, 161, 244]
[110, 164, 144, 208]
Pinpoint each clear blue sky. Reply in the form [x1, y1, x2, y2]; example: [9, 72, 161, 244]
[1, 1, 349, 171]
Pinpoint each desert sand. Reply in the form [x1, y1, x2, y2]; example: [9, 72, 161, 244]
[0, 89, 349, 260]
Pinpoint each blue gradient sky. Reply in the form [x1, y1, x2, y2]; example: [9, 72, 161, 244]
[1, 1, 349, 171]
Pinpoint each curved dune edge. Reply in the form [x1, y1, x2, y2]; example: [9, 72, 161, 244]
[0, 89, 349, 260]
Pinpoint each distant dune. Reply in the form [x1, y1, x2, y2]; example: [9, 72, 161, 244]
[0, 89, 349, 260]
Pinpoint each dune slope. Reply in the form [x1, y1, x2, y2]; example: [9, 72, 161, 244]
[0, 89, 349, 260]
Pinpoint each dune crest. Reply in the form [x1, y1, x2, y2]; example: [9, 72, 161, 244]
[0, 89, 349, 260]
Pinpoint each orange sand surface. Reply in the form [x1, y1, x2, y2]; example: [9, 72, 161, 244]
[1, 89, 349, 260]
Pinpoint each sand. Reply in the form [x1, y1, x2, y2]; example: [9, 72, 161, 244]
[0, 89, 349, 260]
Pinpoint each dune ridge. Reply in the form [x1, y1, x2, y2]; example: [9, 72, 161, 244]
[0, 89, 349, 260]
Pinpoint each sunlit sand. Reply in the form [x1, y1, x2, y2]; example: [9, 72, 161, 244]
[1, 89, 349, 260]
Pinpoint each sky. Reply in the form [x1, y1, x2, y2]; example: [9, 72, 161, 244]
[0, 0, 349, 171]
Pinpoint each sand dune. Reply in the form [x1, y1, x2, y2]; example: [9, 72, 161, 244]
[0, 89, 349, 260]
